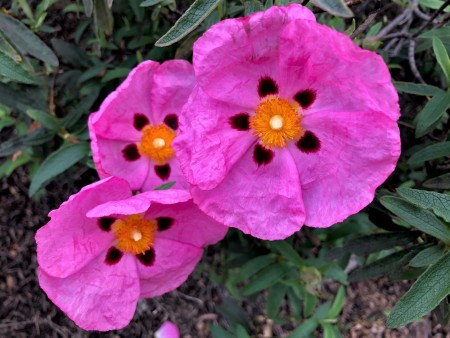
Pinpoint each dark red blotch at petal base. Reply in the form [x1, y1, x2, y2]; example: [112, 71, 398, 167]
[98, 217, 115, 232]
[122, 144, 141, 161]
[136, 248, 155, 266]
[258, 76, 279, 97]
[164, 114, 179, 130]
[154, 164, 171, 180]
[156, 217, 174, 231]
[105, 247, 123, 265]
[294, 89, 317, 109]
[296, 131, 321, 153]
[253, 144, 274, 166]
[229, 113, 250, 131]
[134, 113, 149, 131]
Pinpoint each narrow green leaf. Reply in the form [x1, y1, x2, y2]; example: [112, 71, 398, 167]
[154, 181, 176, 190]
[311, 0, 353, 18]
[420, 27, 450, 39]
[0, 30, 23, 62]
[235, 325, 250, 338]
[381, 196, 450, 243]
[327, 286, 345, 318]
[414, 92, 450, 137]
[322, 323, 342, 338]
[397, 188, 450, 223]
[155, 0, 221, 47]
[266, 284, 287, 319]
[434, 297, 450, 326]
[393, 81, 443, 96]
[83, 0, 94, 16]
[410, 245, 446, 267]
[286, 319, 318, 338]
[0, 13, 58, 66]
[25, 108, 61, 131]
[424, 173, 450, 190]
[0, 50, 35, 84]
[140, 0, 164, 6]
[244, 0, 264, 15]
[303, 291, 318, 317]
[269, 240, 303, 266]
[236, 254, 275, 282]
[242, 263, 289, 296]
[210, 325, 234, 338]
[94, 0, 114, 35]
[387, 251, 450, 328]
[29, 143, 89, 196]
[216, 297, 250, 329]
[408, 141, 450, 164]
[433, 37, 450, 87]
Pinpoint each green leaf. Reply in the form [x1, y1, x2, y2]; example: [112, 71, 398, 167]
[154, 181, 176, 190]
[408, 141, 450, 164]
[434, 297, 450, 325]
[235, 325, 250, 338]
[0, 129, 53, 157]
[140, 0, 164, 6]
[269, 240, 303, 266]
[419, 27, 450, 39]
[210, 325, 234, 338]
[0, 50, 35, 84]
[380, 196, 450, 243]
[387, 251, 450, 328]
[322, 323, 342, 338]
[236, 254, 275, 282]
[433, 37, 450, 87]
[241, 263, 289, 296]
[266, 284, 287, 319]
[397, 188, 450, 223]
[25, 108, 61, 131]
[83, 0, 94, 16]
[286, 319, 318, 338]
[155, 0, 221, 47]
[311, 0, 353, 18]
[327, 286, 345, 318]
[0, 30, 23, 63]
[94, 0, 114, 35]
[0, 13, 58, 67]
[244, 0, 264, 15]
[393, 81, 443, 96]
[410, 245, 446, 267]
[303, 291, 318, 317]
[216, 297, 250, 329]
[414, 92, 450, 137]
[29, 143, 89, 196]
[424, 173, 450, 190]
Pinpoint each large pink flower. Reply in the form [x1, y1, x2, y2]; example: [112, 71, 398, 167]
[89, 60, 196, 192]
[36, 177, 227, 331]
[173, 4, 401, 240]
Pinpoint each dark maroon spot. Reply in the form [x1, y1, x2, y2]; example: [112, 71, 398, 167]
[137, 248, 155, 266]
[122, 144, 140, 161]
[229, 113, 250, 131]
[253, 144, 274, 167]
[296, 131, 321, 153]
[164, 114, 179, 130]
[98, 217, 115, 232]
[133, 113, 149, 131]
[294, 89, 316, 109]
[105, 247, 123, 265]
[156, 217, 174, 231]
[258, 76, 279, 97]
[155, 164, 171, 180]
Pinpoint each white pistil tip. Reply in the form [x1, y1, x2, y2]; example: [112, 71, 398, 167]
[153, 137, 165, 149]
[269, 115, 283, 130]
[132, 231, 142, 242]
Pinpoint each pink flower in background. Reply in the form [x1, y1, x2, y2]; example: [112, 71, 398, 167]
[89, 60, 196, 192]
[36, 177, 227, 331]
[173, 4, 401, 240]
[155, 321, 180, 338]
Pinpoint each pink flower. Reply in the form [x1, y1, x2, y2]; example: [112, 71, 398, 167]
[89, 60, 196, 192]
[155, 321, 180, 338]
[173, 4, 401, 240]
[36, 177, 227, 331]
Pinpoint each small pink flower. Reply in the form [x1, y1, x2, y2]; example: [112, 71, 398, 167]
[173, 4, 401, 240]
[155, 321, 180, 338]
[36, 177, 227, 331]
[89, 60, 196, 192]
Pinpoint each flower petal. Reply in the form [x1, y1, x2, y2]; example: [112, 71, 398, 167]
[156, 321, 180, 338]
[36, 177, 131, 278]
[141, 157, 191, 191]
[191, 147, 305, 240]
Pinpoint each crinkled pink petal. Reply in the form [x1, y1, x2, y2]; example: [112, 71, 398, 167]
[89, 61, 159, 141]
[173, 86, 255, 190]
[87, 189, 191, 218]
[156, 321, 180, 338]
[191, 147, 305, 240]
[88, 114, 110, 179]
[278, 19, 399, 120]
[150, 60, 196, 124]
[145, 199, 227, 247]
[193, 4, 315, 108]
[288, 110, 400, 227]
[36, 177, 131, 278]
[138, 238, 202, 298]
[93, 138, 151, 191]
[141, 157, 191, 191]
[38, 254, 139, 331]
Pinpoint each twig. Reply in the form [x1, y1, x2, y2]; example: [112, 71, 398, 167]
[434, 10, 450, 29]
[412, 0, 450, 37]
[408, 39, 426, 84]
[350, 10, 379, 39]
[377, 7, 413, 38]
[413, 6, 431, 20]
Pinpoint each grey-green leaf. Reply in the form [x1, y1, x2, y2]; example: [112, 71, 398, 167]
[380, 196, 450, 243]
[266, 284, 287, 319]
[0, 50, 35, 84]
[244, 0, 264, 15]
[29, 143, 89, 196]
[154, 181, 176, 190]
[155, 0, 221, 47]
[286, 319, 318, 338]
[387, 251, 450, 328]
[241, 263, 289, 296]
[424, 173, 450, 190]
[269, 240, 303, 266]
[327, 286, 345, 318]
[408, 141, 450, 164]
[312, 0, 353, 18]
[409, 245, 446, 268]
[0, 13, 58, 67]
[414, 92, 450, 138]
[397, 188, 450, 222]
[94, 0, 114, 35]
[433, 37, 450, 87]
[393, 81, 443, 96]
[83, 0, 94, 16]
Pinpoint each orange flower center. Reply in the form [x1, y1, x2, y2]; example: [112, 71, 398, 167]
[250, 97, 304, 148]
[138, 124, 175, 163]
[112, 214, 157, 255]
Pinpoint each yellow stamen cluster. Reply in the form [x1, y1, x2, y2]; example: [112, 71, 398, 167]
[112, 214, 157, 255]
[138, 124, 175, 163]
[250, 97, 303, 148]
